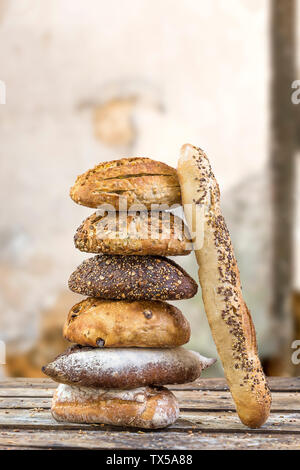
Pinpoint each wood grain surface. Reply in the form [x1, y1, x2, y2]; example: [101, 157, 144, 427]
[0, 377, 299, 450]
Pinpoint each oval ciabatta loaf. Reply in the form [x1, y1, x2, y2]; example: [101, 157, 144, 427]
[68, 254, 198, 300]
[70, 157, 181, 209]
[74, 210, 191, 256]
[64, 298, 191, 348]
[42, 346, 216, 389]
[177, 144, 271, 428]
[52, 384, 179, 429]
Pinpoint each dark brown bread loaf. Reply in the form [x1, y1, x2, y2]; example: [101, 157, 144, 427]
[64, 298, 191, 348]
[70, 157, 181, 209]
[42, 345, 216, 388]
[68, 254, 198, 300]
[74, 211, 191, 256]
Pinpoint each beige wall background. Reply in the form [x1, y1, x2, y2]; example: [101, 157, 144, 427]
[0, 0, 291, 377]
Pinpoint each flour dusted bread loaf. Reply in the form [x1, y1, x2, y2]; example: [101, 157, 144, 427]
[64, 298, 190, 348]
[70, 157, 181, 209]
[177, 144, 271, 428]
[43, 346, 216, 388]
[68, 254, 198, 300]
[52, 384, 179, 429]
[74, 210, 191, 256]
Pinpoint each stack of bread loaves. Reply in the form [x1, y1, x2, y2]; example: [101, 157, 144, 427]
[42, 157, 216, 429]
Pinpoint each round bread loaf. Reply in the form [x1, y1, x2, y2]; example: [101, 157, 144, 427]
[52, 384, 179, 429]
[70, 157, 181, 209]
[42, 346, 216, 388]
[74, 211, 191, 256]
[64, 298, 191, 348]
[68, 254, 198, 300]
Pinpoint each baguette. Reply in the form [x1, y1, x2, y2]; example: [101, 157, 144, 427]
[68, 254, 198, 300]
[177, 144, 271, 428]
[74, 210, 191, 256]
[64, 298, 191, 348]
[42, 345, 216, 389]
[70, 157, 181, 209]
[52, 384, 179, 429]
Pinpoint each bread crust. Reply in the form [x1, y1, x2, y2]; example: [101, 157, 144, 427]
[70, 157, 181, 209]
[52, 384, 179, 429]
[68, 254, 198, 300]
[177, 144, 271, 428]
[74, 211, 191, 256]
[63, 298, 191, 348]
[42, 346, 216, 389]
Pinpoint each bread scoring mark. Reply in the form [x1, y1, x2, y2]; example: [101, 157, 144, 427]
[192, 146, 271, 401]
[96, 173, 177, 181]
[69, 157, 182, 209]
[91, 183, 180, 193]
[75, 157, 178, 179]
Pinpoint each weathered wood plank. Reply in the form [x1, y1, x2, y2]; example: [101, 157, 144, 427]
[172, 376, 300, 391]
[265, 376, 300, 391]
[174, 390, 300, 411]
[1, 377, 300, 391]
[0, 388, 54, 397]
[0, 408, 299, 434]
[0, 378, 299, 449]
[0, 428, 299, 450]
[0, 397, 52, 408]
[0, 378, 56, 389]
[1, 389, 298, 412]
[179, 411, 300, 433]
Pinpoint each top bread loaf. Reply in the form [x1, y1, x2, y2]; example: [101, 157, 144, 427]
[70, 157, 181, 209]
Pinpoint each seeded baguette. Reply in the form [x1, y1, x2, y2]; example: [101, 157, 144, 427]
[70, 157, 181, 209]
[43, 346, 216, 389]
[68, 254, 198, 300]
[74, 211, 191, 256]
[64, 298, 190, 348]
[177, 144, 271, 428]
[52, 384, 179, 429]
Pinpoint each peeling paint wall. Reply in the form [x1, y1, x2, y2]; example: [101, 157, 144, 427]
[0, 0, 273, 376]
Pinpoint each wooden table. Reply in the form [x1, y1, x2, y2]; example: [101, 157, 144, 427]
[0, 377, 299, 450]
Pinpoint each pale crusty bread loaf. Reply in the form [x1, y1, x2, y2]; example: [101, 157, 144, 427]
[52, 384, 179, 429]
[70, 157, 181, 209]
[74, 211, 191, 256]
[177, 144, 271, 428]
[64, 298, 191, 348]
[43, 346, 216, 389]
[68, 254, 198, 300]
